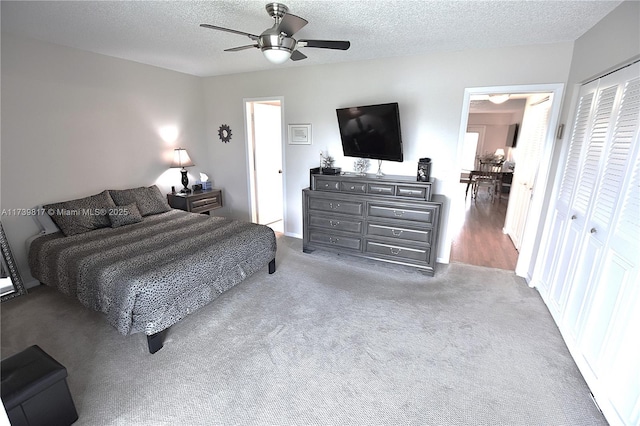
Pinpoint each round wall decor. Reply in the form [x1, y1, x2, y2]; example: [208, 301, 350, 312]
[218, 124, 232, 143]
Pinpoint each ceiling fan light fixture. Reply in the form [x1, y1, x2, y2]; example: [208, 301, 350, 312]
[200, 3, 350, 64]
[259, 34, 295, 64]
[489, 94, 510, 104]
[262, 48, 291, 64]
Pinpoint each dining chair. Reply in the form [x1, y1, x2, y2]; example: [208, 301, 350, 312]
[472, 160, 503, 202]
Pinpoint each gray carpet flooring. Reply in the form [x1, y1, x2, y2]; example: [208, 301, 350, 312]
[1, 235, 607, 425]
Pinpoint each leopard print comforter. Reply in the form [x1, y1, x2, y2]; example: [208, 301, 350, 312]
[28, 210, 277, 336]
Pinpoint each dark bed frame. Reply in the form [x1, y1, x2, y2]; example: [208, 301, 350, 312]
[146, 258, 276, 354]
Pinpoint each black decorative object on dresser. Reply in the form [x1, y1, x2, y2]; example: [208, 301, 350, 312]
[303, 173, 443, 276]
[167, 188, 223, 215]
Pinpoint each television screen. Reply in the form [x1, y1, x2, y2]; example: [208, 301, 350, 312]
[336, 102, 403, 162]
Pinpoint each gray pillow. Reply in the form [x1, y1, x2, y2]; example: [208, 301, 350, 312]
[44, 190, 116, 236]
[109, 203, 143, 228]
[108, 185, 170, 217]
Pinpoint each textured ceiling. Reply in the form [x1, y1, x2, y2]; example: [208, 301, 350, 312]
[1, 0, 622, 77]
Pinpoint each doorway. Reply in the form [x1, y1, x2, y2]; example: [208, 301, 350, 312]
[244, 98, 285, 233]
[451, 84, 564, 280]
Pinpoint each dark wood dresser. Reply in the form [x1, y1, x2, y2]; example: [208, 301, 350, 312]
[303, 173, 443, 276]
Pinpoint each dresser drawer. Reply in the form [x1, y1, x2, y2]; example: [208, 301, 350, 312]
[315, 179, 341, 191]
[368, 183, 395, 196]
[365, 241, 430, 263]
[340, 181, 367, 193]
[309, 198, 364, 216]
[309, 215, 363, 233]
[309, 231, 362, 251]
[397, 185, 429, 200]
[366, 222, 432, 244]
[368, 204, 436, 224]
[191, 197, 219, 208]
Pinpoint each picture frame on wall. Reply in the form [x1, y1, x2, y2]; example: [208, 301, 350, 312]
[288, 124, 312, 145]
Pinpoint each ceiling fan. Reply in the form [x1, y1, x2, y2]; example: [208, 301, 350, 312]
[200, 2, 351, 64]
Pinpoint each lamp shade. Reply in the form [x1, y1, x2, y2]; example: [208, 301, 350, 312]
[171, 148, 194, 168]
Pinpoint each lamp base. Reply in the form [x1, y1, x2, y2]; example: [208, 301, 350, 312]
[180, 169, 191, 193]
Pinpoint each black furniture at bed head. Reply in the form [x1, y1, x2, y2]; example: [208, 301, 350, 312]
[1, 345, 78, 426]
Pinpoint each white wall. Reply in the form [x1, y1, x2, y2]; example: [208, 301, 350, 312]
[567, 0, 640, 88]
[203, 42, 574, 263]
[468, 111, 523, 160]
[1, 33, 210, 285]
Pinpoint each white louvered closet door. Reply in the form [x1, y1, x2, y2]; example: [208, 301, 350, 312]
[560, 77, 620, 340]
[578, 70, 640, 426]
[534, 61, 640, 426]
[535, 79, 597, 312]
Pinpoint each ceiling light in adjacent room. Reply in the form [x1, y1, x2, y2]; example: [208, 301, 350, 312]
[488, 94, 510, 104]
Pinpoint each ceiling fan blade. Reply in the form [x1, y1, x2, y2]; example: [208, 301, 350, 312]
[224, 45, 259, 52]
[276, 13, 308, 36]
[290, 50, 307, 61]
[299, 40, 351, 50]
[200, 24, 259, 41]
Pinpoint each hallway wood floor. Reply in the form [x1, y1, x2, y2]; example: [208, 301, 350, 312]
[450, 183, 518, 270]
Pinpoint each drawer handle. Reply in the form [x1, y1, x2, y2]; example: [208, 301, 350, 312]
[350, 186, 355, 190]
[390, 247, 402, 255]
[571, 215, 577, 220]
[329, 220, 340, 227]
[393, 210, 405, 217]
[329, 202, 341, 210]
[192, 197, 217, 207]
[391, 229, 403, 237]
[329, 237, 340, 244]
[323, 183, 330, 188]
[590, 228, 597, 234]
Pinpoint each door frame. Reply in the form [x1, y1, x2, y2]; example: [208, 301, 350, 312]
[243, 96, 286, 230]
[454, 83, 564, 281]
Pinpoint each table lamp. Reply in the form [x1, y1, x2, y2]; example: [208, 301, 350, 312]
[171, 148, 195, 193]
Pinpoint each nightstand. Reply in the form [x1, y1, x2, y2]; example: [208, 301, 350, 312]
[167, 189, 223, 215]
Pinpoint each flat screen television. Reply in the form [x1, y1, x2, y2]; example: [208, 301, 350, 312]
[336, 102, 404, 162]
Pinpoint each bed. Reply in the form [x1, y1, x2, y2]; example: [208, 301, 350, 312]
[27, 186, 277, 353]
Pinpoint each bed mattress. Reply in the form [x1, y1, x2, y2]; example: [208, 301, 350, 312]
[28, 210, 277, 336]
